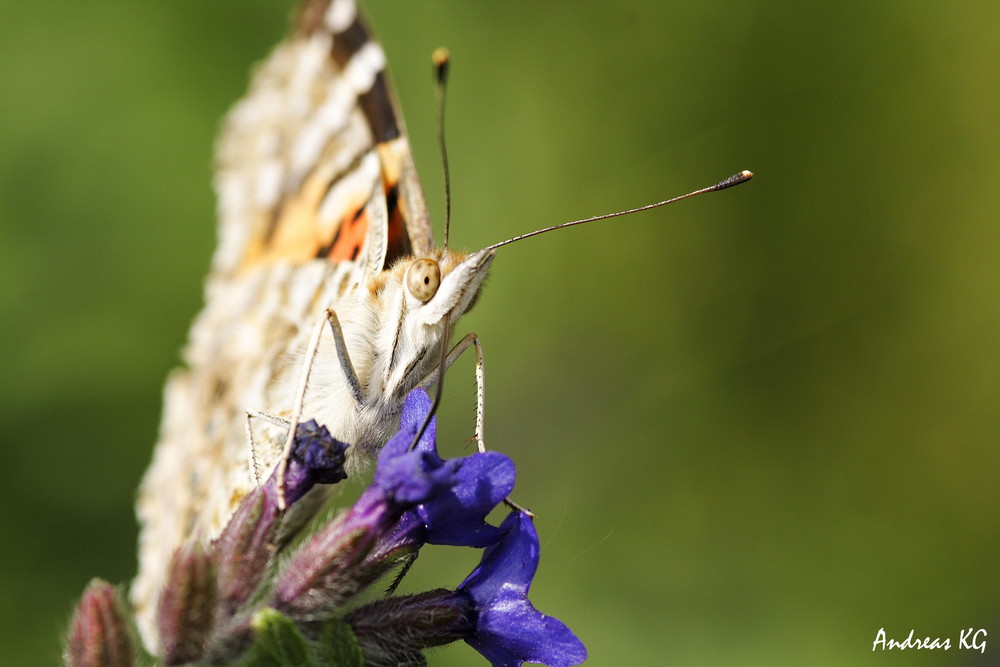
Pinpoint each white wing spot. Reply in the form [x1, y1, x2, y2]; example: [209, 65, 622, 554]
[345, 42, 386, 93]
[318, 150, 380, 225]
[325, 0, 357, 33]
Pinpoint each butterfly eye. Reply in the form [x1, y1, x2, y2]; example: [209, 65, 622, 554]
[404, 258, 442, 302]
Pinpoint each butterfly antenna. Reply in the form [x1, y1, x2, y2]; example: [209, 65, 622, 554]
[483, 170, 754, 251]
[433, 47, 452, 251]
[410, 317, 450, 451]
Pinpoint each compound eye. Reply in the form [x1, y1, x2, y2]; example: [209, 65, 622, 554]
[404, 258, 441, 302]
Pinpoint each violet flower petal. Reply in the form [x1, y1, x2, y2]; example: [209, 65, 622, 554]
[376, 390, 513, 550]
[415, 452, 514, 547]
[373, 391, 457, 506]
[459, 512, 586, 667]
[399, 388, 437, 453]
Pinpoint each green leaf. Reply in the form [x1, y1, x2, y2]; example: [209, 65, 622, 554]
[236, 608, 364, 667]
[241, 608, 314, 667]
[315, 618, 364, 667]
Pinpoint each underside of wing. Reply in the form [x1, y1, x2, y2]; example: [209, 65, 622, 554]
[213, 0, 434, 282]
[134, 0, 435, 651]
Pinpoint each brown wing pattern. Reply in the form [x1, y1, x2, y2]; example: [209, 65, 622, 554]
[213, 0, 433, 278]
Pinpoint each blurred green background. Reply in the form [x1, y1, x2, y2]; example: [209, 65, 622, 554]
[3, 1, 1000, 665]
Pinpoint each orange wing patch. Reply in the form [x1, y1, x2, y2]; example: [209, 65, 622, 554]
[325, 206, 369, 261]
[239, 138, 414, 272]
[255, 170, 354, 265]
[241, 148, 380, 269]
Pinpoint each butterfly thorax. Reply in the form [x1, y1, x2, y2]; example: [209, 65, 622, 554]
[266, 248, 493, 469]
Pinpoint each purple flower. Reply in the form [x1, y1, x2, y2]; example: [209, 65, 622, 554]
[382, 390, 513, 550]
[347, 509, 587, 667]
[385, 451, 513, 550]
[371, 411, 461, 507]
[458, 512, 587, 667]
[74, 388, 585, 667]
[272, 399, 464, 616]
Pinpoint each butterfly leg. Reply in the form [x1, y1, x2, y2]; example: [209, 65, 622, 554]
[245, 409, 291, 485]
[275, 307, 364, 509]
[416, 332, 487, 453]
[321, 307, 364, 404]
[414, 334, 534, 517]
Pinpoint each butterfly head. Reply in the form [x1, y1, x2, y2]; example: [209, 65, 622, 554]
[400, 248, 494, 326]
[365, 248, 494, 406]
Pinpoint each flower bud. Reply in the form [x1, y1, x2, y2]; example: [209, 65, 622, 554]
[345, 589, 470, 663]
[156, 542, 217, 665]
[215, 420, 350, 619]
[271, 507, 381, 618]
[66, 579, 135, 667]
[213, 486, 276, 617]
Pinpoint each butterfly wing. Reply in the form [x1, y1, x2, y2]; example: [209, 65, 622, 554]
[133, 0, 431, 649]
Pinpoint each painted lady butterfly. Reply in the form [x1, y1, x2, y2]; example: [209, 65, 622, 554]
[132, 0, 749, 652]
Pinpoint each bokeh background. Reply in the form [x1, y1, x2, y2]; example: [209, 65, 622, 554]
[3, 1, 1000, 665]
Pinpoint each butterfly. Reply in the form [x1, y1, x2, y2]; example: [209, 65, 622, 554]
[132, 0, 497, 650]
[131, 0, 750, 653]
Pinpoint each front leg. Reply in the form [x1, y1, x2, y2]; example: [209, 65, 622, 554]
[416, 332, 486, 453]
[244, 409, 291, 485]
[275, 307, 363, 509]
[414, 334, 530, 517]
